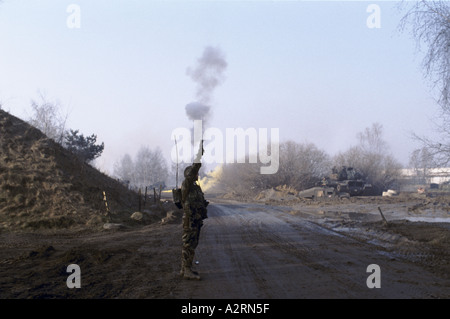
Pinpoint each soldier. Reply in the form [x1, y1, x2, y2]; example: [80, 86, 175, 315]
[180, 140, 208, 280]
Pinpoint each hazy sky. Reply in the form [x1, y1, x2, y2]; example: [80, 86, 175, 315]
[0, 0, 443, 175]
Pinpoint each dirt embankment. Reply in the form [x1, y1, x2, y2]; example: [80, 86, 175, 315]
[0, 109, 184, 298]
[0, 109, 167, 232]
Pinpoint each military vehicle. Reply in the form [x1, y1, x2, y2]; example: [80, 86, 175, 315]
[297, 166, 371, 199]
[324, 166, 370, 196]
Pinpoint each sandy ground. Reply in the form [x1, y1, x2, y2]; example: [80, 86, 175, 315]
[0, 194, 449, 300]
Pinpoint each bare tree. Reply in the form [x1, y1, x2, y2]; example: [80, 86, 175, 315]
[28, 92, 69, 144]
[273, 141, 331, 190]
[409, 147, 434, 183]
[115, 146, 169, 190]
[400, 0, 450, 108]
[334, 123, 402, 192]
[400, 0, 450, 166]
[357, 123, 387, 155]
[411, 118, 450, 167]
[216, 141, 331, 194]
[114, 153, 136, 187]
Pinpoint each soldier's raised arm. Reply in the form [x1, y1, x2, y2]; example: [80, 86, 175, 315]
[181, 140, 204, 201]
[193, 139, 204, 164]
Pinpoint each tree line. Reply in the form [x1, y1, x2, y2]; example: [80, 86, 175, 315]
[215, 123, 403, 196]
[22, 94, 419, 195]
[113, 147, 169, 191]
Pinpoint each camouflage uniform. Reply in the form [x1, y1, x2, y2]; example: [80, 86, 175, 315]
[180, 162, 208, 280]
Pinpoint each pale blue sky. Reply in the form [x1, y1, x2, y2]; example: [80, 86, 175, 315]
[0, 0, 442, 174]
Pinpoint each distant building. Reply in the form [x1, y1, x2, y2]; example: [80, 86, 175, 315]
[401, 167, 450, 185]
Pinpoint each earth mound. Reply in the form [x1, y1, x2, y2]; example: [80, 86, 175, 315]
[0, 109, 152, 232]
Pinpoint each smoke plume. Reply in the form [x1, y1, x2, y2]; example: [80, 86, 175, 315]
[185, 46, 227, 123]
[185, 102, 211, 122]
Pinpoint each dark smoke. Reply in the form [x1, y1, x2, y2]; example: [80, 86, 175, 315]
[186, 46, 227, 104]
[185, 46, 227, 123]
[185, 102, 211, 121]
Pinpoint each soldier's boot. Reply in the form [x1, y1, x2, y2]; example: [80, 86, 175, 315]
[180, 254, 199, 277]
[183, 267, 201, 280]
[181, 266, 199, 276]
[181, 254, 200, 280]
[180, 263, 199, 277]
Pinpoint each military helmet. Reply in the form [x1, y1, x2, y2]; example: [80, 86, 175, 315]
[184, 166, 192, 178]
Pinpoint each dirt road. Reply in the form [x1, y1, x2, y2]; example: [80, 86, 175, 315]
[0, 198, 449, 299]
[175, 202, 449, 299]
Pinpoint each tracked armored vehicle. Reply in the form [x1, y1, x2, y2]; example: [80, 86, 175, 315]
[325, 166, 370, 196]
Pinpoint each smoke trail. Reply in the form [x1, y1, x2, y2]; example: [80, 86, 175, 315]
[187, 46, 227, 104]
[185, 46, 227, 123]
[185, 102, 211, 122]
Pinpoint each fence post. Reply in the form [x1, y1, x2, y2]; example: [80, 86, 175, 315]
[377, 206, 388, 225]
[143, 186, 148, 208]
[103, 191, 111, 221]
[138, 188, 142, 212]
